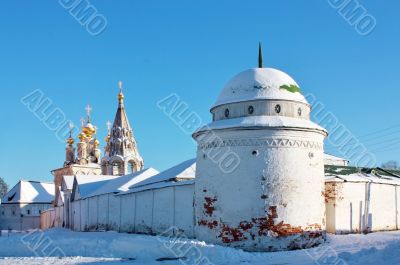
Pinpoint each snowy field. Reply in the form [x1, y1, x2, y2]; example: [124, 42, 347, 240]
[0, 228, 399, 265]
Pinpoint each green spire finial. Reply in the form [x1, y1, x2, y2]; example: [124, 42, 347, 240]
[258, 42, 263, 68]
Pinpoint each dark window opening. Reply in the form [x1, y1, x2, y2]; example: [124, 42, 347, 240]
[275, 104, 281, 114]
[7, 192, 16, 202]
[248, 106, 254, 114]
[224, 108, 230, 118]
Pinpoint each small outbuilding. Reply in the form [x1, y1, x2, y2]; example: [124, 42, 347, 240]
[0, 180, 54, 230]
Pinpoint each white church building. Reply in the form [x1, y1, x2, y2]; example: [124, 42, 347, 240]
[13, 46, 400, 252]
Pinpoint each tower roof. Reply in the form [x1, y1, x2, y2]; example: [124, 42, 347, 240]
[113, 97, 132, 129]
[212, 68, 307, 109]
[104, 81, 144, 170]
[1, 180, 55, 204]
[113, 81, 131, 129]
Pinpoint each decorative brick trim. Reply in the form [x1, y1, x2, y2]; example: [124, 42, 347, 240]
[198, 138, 323, 150]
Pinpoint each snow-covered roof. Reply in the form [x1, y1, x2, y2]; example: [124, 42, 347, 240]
[61, 175, 75, 191]
[83, 168, 159, 199]
[1, 180, 55, 204]
[212, 68, 307, 109]
[73, 175, 119, 199]
[325, 172, 400, 185]
[324, 153, 349, 166]
[324, 153, 348, 162]
[128, 159, 196, 190]
[117, 159, 196, 196]
[195, 115, 327, 134]
[124, 179, 195, 194]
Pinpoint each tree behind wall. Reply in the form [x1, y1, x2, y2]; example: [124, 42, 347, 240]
[381, 161, 400, 170]
[0, 177, 8, 199]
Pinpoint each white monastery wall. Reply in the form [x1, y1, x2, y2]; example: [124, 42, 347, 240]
[120, 193, 135, 233]
[325, 181, 400, 234]
[152, 187, 174, 234]
[64, 183, 194, 237]
[108, 194, 121, 231]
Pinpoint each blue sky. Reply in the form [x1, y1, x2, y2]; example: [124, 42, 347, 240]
[0, 0, 399, 186]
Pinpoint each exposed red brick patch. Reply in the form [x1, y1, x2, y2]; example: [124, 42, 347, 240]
[218, 223, 246, 243]
[197, 219, 219, 229]
[203, 197, 217, 216]
[324, 183, 344, 203]
[203, 205, 324, 245]
[254, 206, 305, 237]
[198, 220, 207, 226]
[239, 221, 253, 231]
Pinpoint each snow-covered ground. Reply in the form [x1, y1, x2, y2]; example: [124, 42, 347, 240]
[0, 228, 399, 265]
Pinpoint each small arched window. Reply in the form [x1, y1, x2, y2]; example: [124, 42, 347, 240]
[248, 106, 254, 114]
[275, 104, 281, 114]
[112, 161, 122, 175]
[224, 108, 230, 118]
[128, 161, 136, 174]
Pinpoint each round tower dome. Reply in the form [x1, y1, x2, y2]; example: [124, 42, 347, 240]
[213, 68, 307, 109]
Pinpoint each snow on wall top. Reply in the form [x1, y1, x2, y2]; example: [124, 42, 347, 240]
[83, 168, 159, 199]
[195, 115, 327, 134]
[127, 159, 195, 190]
[325, 172, 400, 185]
[212, 68, 307, 109]
[324, 154, 349, 166]
[74, 175, 119, 199]
[114, 159, 196, 196]
[324, 153, 348, 162]
[1, 180, 55, 204]
[120, 179, 195, 195]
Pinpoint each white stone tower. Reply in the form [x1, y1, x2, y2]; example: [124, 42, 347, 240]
[193, 45, 328, 251]
[101, 81, 144, 176]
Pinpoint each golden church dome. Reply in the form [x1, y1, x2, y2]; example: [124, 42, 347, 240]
[66, 137, 74, 145]
[83, 123, 96, 137]
[78, 132, 86, 142]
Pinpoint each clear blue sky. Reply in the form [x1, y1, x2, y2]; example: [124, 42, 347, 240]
[1, 0, 399, 186]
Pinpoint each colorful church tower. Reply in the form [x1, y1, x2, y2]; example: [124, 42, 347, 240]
[52, 106, 102, 205]
[101, 81, 144, 175]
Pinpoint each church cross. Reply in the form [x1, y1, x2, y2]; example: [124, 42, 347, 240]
[118, 81, 123, 93]
[85, 105, 92, 122]
[68, 122, 74, 137]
